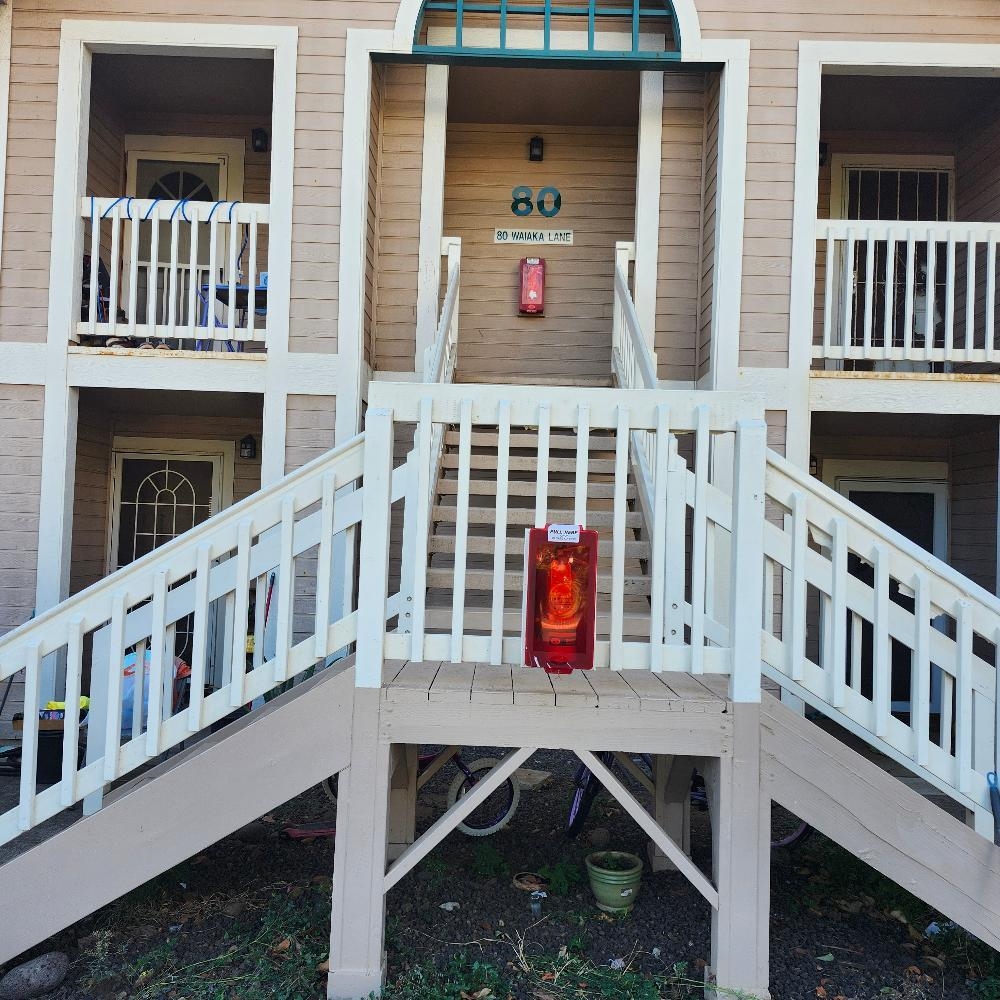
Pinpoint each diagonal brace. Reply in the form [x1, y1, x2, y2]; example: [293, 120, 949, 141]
[576, 749, 719, 909]
[384, 746, 535, 892]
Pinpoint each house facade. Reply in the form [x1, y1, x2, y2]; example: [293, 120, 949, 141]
[2, 1, 1000, 998]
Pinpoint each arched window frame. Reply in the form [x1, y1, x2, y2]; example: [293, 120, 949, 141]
[411, 0, 683, 62]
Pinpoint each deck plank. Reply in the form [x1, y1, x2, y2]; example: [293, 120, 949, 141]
[549, 670, 599, 709]
[512, 667, 555, 707]
[429, 662, 476, 703]
[584, 669, 641, 710]
[619, 670, 684, 711]
[472, 664, 514, 705]
[657, 672, 727, 713]
[385, 660, 442, 704]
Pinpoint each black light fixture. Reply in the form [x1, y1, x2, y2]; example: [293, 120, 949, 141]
[528, 135, 544, 162]
[818, 142, 829, 168]
[809, 455, 819, 477]
[251, 127, 270, 154]
[240, 435, 257, 460]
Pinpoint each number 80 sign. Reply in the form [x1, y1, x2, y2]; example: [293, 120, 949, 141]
[511, 186, 562, 219]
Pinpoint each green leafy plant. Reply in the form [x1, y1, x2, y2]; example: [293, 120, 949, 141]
[539, 858, 583, 896]
[471, 843, 509, 879]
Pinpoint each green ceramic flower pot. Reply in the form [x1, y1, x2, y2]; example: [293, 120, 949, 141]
[585, 850, 643, 914]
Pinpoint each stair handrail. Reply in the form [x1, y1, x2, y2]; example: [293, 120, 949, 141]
[0, 430, 410, 847]
[762, 447, 1000, 826]
[423, 237, 461, 384]
[611, 241, 659, 392]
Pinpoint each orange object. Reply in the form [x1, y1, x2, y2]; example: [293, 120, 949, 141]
[524, 525, 597, 673]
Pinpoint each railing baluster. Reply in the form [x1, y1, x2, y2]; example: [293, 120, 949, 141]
[227, 214, 240, 342]
[248, 211, 259, 341]
[229, 519, 253, 705]
[610, 404, 630, 669]
[410, 399, 434, 663]
[841, 227, 855, 350]
[862, 228, 875, 359]
[168, 209, 181, 334]
[489, 401, 511, 665]
[924, 231, 937, 363]
[903, 230, 916, 359]
[127, 206, 140, 339]
[944, 232, 956, 359]
[17, 643, 41, 832]
[87, 207, 100, 339]
[649, 404, 671, 672]
[882, 233, 896, 353]
[534, 402, 551, 528]
[107, 205, 122, 342]
[830, 517, 848, 709]
[966, 234, 977, 361]
[145, 573, 169, 757]
[913, 574, 931, 767]
[103, 592, 127, 780]
[188, 543, 211, 730]
[956, 600, 973, 795]
[208, 209, 219, 337]
[274, 496, 297, 681]
[823, 234, 835, 354]
[450, 399, 473, 663]
[873, 544, 890, 739]
[574, 403, 590, 527]
[187, 204, 201, 339]
[59, 618, 84, 807]
[131, 639, 147, 741]
[314, 471, 337, 659]
[988, 236, 998, 362]
[690, 407, 710, 675]
[148, 203, 161, 338]
[789, 491, 807, 682]
[665, 451, 686, 658]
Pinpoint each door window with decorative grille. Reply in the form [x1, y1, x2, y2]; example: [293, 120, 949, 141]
[840, 164, 954, 350]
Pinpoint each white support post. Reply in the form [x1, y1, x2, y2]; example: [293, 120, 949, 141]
[355, 408, 394, 688]
[706, 705, 770, 1000]
[633, 71, 663, 349]
[327, 688, 390, 1000]
[729, 419, 767, 702]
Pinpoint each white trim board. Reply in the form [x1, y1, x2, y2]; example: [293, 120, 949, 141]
[828, 153, 956, 222]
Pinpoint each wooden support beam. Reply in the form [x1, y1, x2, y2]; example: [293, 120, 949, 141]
[648, 754, 694, 873]
[704, 704, 770, 999]
[387, 744, 419, 862]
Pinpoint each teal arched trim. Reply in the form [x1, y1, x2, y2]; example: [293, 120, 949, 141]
[411, 1, 683, 62]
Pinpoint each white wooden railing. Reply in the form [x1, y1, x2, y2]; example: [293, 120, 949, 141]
[423, 237, 461, 383]
[80, 197, 270, 347]
[368, 382, 766, 690]
[762, 450, 1000, 827]
[815, 219, 1000, 367]
[0, 433, 411, 847]
[611, 241, 659, 391]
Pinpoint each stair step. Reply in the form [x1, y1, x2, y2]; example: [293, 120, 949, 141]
[426, 568, 652, 596]
[445, 431, 619, 452]
[441, 454, 617, 476]
[437, 480, 634, 501]
[427, 536, 649, 558]
[431, 505, 645, 529]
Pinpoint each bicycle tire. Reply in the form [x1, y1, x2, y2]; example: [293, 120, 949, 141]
[771, 820, 813, 850]
[320, 774, 338, 805]
[446, 758, 520, 837]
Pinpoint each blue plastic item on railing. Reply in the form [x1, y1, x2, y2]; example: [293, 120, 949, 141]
[989, 772, 1000, 846]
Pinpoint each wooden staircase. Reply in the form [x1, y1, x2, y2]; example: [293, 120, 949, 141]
[422, 426, 654, 641]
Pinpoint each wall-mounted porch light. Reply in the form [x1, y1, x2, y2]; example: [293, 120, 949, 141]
[528, 136, 544, 162]
[240, 435, 257, 460]
[251, 127, 270, 154]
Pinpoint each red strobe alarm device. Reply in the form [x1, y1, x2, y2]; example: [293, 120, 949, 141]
[519, 257, 545, 315]
[523, 524, 598, 674]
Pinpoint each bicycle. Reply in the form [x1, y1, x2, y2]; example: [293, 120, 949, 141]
[322, 745, 521, 838]
[565, 752, 812, 850]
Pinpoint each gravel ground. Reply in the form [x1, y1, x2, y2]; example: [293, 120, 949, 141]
[1, 748, 991, 1000]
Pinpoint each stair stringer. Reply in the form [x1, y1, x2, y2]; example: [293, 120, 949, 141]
[0, 661, 357, 965]
[761, 693, 1000, 951]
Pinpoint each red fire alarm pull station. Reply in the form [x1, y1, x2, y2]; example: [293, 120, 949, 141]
[524, 524, 598, 674]
[519, 257, 545, 315]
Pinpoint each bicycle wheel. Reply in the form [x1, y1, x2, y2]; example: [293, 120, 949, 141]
[447, 758, 521, 837]
[770, 805, 813, 849]
[320, 774, 338, 805]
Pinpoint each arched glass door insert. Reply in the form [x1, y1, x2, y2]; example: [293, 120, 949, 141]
[412, 0, 682, 62]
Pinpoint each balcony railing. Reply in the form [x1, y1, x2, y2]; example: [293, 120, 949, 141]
[80, 197, 270, 349]
[814, 219, 1000, 369]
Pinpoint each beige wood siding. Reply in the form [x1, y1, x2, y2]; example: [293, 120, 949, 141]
[373, 64, 426, 373]
[70, 399, 112, 596]
[656, 72, 707, 383]
[365, 64, 385, 371]
[0, 385, 44, 736]
[951, 427, 998, 593]
[285, 394, 337, 474]
[444, 123, 636, 383]
[698, 72, 720, 383]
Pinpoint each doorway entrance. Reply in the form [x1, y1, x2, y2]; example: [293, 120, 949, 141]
[825, 461, 948, 717]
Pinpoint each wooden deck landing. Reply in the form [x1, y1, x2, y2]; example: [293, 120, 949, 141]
[379, 663, 733, 753]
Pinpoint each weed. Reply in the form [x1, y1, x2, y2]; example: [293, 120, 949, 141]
[539, 858, 583, 896]
[471, 842, 510, 879]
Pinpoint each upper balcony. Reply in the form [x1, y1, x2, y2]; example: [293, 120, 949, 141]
[811, 73, 1000, 377]
[73, 51, 274, 355]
